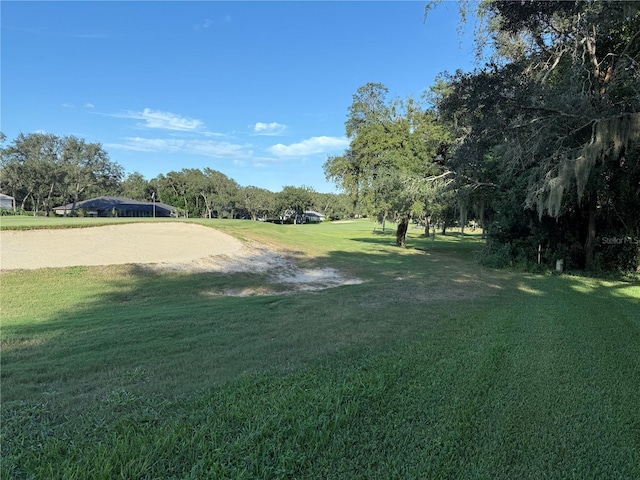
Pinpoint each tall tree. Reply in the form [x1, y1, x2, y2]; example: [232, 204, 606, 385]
[198, 168, 239, 219]
[1, 133, 65, 215]
[276, 186, 315, 224]
[325, 83, 451, 240]
[240, 186, 276, 221]
[61, 136, 123, 213]
[1, 133, 123, 216]
[324, 148, 361, 213]
[157, 169, 198, 217]
[312, 192, 353, 220]
[120, 172, 152, 201]
[433, 1, 640, 270]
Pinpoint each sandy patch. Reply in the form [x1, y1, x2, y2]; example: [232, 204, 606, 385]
[146, 240, 363, 295]
[0, 223, 244, 270]
[0, 222, 362, 295]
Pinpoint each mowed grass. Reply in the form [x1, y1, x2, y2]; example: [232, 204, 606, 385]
[0, 215, 174, 230]
[1, 219, 639, 479]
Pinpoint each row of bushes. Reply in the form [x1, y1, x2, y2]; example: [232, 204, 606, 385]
[477, 237, 639, 274]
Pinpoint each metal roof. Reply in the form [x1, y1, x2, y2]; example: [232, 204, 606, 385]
[53, 196, 176, 213]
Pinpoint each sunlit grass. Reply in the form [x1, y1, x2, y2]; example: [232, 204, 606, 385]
[1, 219, 639, 479]
[0, 215, 169, 230]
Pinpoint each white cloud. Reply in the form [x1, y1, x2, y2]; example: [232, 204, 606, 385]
[121, 108, 204, 131]
[225, 15, 232, 22]
[200, 130, 227, 138]
[253, 122, 287, 136]
[204, 18, 213, 28]
[62, 103, 74, 108]
[188, 139, 249, 158]
[268, 136, 349, 157]
[85, 103, 95, 109]
[70, 33, 111, 39]
[107, 137, 251, 158]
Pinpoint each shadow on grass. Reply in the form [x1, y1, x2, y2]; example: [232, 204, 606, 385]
[2, 233, 639, 479]
[3, 237, 638, 411]
[371, 229, 396, 236]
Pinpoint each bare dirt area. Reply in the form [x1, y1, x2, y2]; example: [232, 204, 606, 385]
[0, 223, 244, 270]
[0, 222, 361, 294]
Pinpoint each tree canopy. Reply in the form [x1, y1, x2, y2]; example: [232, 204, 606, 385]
[434, 0, 640, 270]
[0, 132, 349, 222]
[324, 82, 452, 241]
[0, 133, 123, 215]
[322, 2, 639, 270]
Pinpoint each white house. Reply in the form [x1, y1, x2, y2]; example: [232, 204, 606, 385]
[303, 211, 326, 223]
[0, 193, 15, 211]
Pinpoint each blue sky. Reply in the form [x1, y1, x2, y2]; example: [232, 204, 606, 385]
[2, 1, 476, 193]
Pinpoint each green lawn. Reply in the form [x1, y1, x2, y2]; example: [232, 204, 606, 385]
[1, 219, 639, 479]
[0, 215, 175, 230]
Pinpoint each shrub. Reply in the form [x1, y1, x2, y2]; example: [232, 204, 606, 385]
[476, 241, 513, 268]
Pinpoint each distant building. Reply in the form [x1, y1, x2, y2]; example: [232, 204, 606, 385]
[0, 193, 15, 211]
[53, 196, 178, 217]
[303, 211, 326, 223]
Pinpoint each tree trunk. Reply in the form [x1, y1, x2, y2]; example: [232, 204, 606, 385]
[352, 186, 359, 216]
[71, 183, 84, 212]
[424, 215, 431, 236]
[45, 183, 55, 217]
[396, 216, 409, 247]
[584, 191, 597, 269]
[33, 194, 41, 216]
[200, 193, 212, 219]
[21, 192, 32, 212]
[476, 198, 486, 239]
[459, 197, 468, 235]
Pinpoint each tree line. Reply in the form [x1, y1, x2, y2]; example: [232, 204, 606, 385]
[0, 132, 352, 221]
[324, 1, 639, 271]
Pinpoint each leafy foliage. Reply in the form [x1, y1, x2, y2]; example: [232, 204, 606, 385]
[276, 185, 315, 223]
[435, 1, 640, 271]
[0, 133, 123, 215]
[324, 83, 453, 240]
[0, 132, 350, 222]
